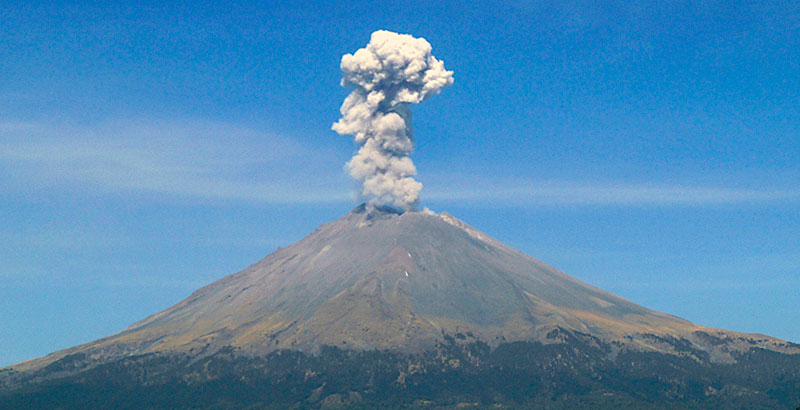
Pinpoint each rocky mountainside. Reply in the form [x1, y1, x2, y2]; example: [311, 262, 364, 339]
[2, 205, 799, 409]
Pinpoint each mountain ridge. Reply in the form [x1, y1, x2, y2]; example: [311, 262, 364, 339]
[7, 205, 797, 374]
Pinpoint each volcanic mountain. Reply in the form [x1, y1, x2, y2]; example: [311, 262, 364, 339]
[3, 205, 799, 409]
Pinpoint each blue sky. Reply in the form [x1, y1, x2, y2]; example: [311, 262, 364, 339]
[1, 0, 799, 366]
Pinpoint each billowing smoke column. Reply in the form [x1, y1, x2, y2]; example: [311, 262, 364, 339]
[333, 30, 453, 211]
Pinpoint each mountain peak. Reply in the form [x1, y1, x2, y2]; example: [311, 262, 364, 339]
[350, 202, 405, 216]
[8, 207, 799, 373]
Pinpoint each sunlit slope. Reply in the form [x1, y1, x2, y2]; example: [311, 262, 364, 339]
[11, 205, 797, 371]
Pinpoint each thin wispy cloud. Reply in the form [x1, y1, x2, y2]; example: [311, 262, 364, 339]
[547, 250, 800, 292]
[2, 118, 797, 207]
[0, 118, 352, 204]
[424, 179, 800, 207]
[604, 276, 800, 292]
[86, 274, 218, 290]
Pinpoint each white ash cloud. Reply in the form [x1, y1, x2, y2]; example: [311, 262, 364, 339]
[333, 30, 453, 210]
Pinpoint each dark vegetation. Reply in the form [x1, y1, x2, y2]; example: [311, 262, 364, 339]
[2, 330, 799, 409]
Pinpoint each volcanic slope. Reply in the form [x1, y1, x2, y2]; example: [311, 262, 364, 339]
[11, 204, 797, 374]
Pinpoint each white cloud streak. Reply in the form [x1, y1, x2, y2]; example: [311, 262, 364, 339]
[0, 118, 351, 204]
[424, 180, 800, 206]
[2, 119, 796, 208]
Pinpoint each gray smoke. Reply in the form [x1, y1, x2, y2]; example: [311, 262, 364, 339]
[333, 30, 453, 211]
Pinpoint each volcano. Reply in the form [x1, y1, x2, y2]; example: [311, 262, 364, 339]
[3, 205, 799, 409]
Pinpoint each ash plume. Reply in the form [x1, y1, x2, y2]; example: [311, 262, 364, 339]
[333, 30, 453, 211]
